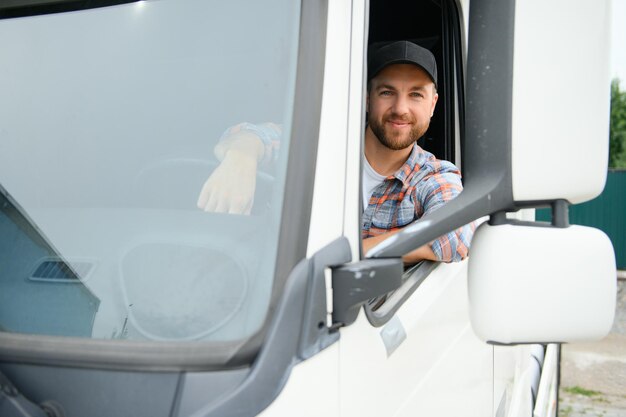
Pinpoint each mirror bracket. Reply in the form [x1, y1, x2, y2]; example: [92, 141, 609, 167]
[331, 258, 403, 328]
[489, 199, 571, 229]
[550, 200, 569, 228]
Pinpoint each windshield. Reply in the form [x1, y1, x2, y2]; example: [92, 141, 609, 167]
[0, 0, 301, 342]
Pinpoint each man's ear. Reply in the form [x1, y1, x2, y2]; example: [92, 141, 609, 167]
[366, 93, 370, 113]
[430, 92, 439, 117]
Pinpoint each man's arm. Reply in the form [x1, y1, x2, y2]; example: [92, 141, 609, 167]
[362, 170, 475, 264]
[196, 132, 265, 214]
[419, 171, 475, 262]
[362, 229, 439, 264]
[197, 122, 283, 214]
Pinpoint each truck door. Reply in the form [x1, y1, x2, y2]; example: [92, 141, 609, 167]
[336, 1, 492, 416]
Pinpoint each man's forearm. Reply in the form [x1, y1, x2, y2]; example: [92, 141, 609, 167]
[214, 122, 282, 165]
[214, 132, 265, 163]
[362, 230, 438, 264]
[430, 223, 475, 263]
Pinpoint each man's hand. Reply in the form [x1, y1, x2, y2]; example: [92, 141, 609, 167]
[196, 132, 264, 215]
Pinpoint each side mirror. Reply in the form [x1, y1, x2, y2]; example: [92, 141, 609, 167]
[468, 222, 616, 344]
[364, 0, 615, 346]
[331, 258, 403, 327]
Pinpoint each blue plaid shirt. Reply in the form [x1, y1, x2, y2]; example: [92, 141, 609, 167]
[362, 144, 474, 262]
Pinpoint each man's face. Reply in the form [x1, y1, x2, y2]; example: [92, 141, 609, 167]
[367, 64, 439, 151]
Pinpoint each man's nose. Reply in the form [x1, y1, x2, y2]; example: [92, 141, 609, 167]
[391, 95, 410, 116]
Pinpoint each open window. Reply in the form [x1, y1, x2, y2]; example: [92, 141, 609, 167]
[363, 0, 466, 326]
[367, 0, 463, 163]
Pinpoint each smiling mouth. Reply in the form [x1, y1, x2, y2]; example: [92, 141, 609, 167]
[386, 120, 412, 128]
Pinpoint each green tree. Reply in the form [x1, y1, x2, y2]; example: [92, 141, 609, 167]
[610, 79, 626, 168]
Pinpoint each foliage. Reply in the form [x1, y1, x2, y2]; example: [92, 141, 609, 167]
[564, 385, 602, 397]
[610, 79, 626, 168]
[559, 405, 573, 417]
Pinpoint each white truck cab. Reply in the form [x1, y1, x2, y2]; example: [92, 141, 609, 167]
[0, 1, 616, 416]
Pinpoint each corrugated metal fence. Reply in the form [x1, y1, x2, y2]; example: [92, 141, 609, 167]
[536, 169, 626, 269]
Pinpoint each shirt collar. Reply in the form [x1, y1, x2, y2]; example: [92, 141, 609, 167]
[391, 143, 424, 185]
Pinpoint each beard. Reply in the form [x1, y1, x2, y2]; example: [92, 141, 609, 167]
[369, 114, 430, 151]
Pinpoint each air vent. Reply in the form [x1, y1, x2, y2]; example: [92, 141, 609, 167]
[31, 259, 93, 282]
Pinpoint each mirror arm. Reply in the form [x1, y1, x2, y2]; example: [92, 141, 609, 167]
[366, 176, 513, 259]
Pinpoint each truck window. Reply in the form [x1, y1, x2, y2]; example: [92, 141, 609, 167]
[364, 0, 465, 325]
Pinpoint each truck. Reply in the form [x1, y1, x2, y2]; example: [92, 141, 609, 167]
[0, 0, 617, 416]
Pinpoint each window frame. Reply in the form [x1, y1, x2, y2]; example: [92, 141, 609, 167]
[363, 0, 466, 326]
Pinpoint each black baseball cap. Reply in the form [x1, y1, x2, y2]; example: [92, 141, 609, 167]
[368, 40, 438, 88]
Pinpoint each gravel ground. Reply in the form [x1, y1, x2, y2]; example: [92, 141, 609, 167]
[559, 278, 626, 417]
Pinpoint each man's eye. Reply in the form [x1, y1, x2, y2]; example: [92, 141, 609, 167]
[380, 90, 393, 96]
[410, 92, 424, 98]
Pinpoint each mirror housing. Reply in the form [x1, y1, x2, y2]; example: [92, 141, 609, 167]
[510, 0, 610, 204]
[468, 222, 616, 344]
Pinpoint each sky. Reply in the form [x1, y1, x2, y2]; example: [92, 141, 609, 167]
[612, 0, 626, 84]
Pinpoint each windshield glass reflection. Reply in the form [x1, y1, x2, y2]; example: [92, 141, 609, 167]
[0, 0, 300, 341]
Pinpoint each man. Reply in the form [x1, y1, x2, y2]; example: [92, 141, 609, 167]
[197, 41, 474, 263]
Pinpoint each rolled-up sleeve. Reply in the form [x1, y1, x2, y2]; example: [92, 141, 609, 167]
[419, 172, 475, 262]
